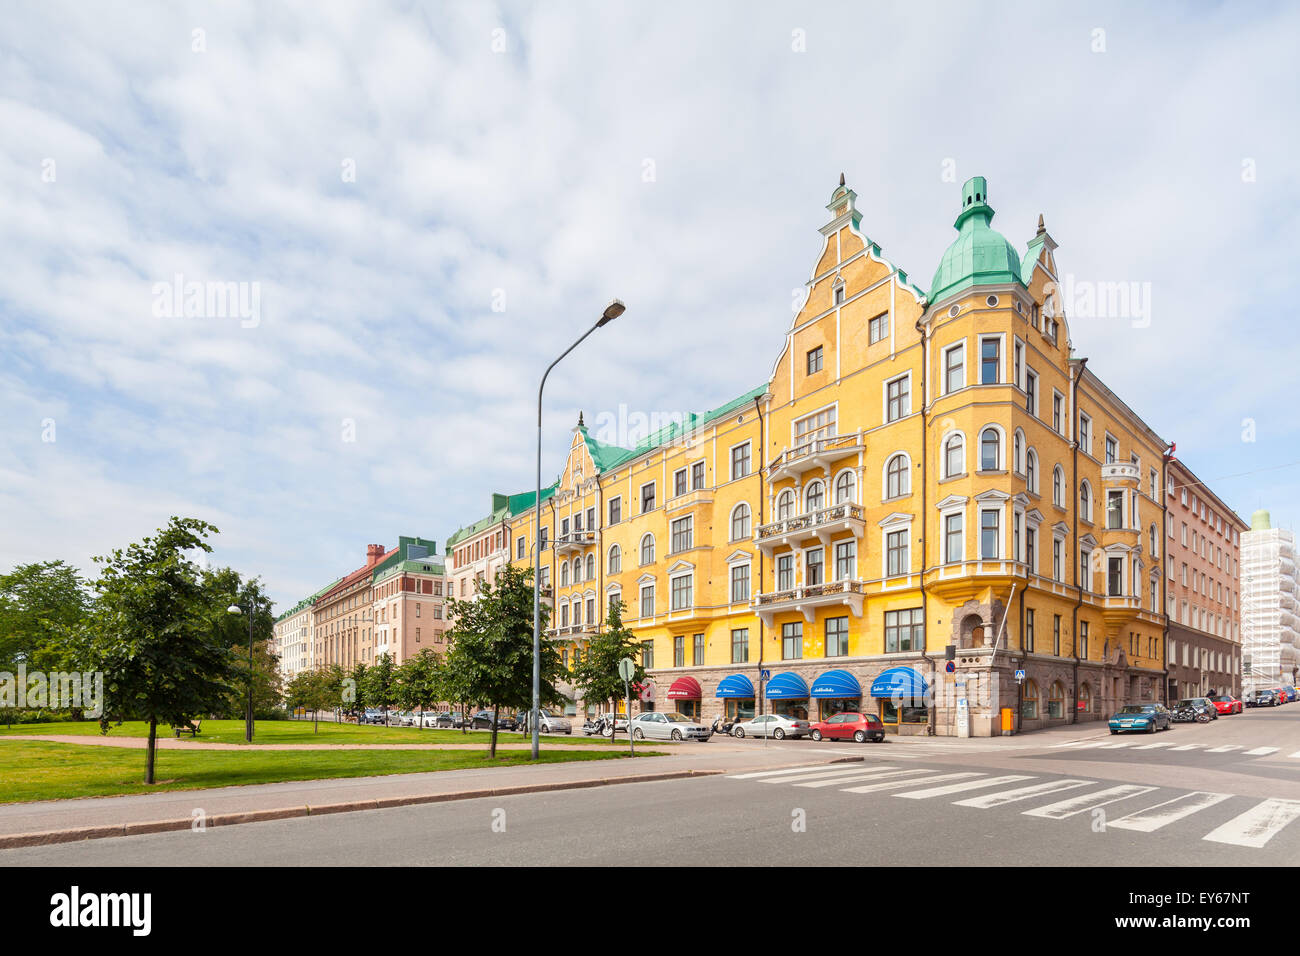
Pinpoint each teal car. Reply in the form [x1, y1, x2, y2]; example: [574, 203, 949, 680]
[1108, 703, 1172, 734]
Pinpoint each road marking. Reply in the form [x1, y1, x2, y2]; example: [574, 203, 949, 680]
[756, 766, 899, 784]
[1243, 747, 1279, 756]
[1109, 792, 1232, 832]
[1290, 751, 1300, 759]
[1049, 740, 1093, 748]
[894, 774, 1034, 800]
[1171, 743, 1203, 751]
[1097, 741, 1135, 748]
[1022, 784, 1158, 819]
[1134, 741, 1175, 750]
[840, 772, 982, 794]
[1207, 745, 1243, 753]
[727, 764, 879, 780]
[955, 778, 1095, 808]
[793, 768, 931, 789]
[1203, 799, 1300, 848]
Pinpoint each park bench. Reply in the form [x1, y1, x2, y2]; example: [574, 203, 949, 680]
[173, 719, 202, 738]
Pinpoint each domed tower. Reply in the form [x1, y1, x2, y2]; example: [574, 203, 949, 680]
[928, 176, 1025, 306]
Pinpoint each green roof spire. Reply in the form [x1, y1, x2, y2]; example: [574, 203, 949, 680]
[929, 176, 1026, 305]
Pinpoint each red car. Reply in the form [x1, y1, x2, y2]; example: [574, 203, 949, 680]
[1208, 694, 1242, 715]
[809, 712, 886, 743]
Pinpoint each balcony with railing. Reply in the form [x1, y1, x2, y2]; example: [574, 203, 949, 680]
[752, 577, 867, 625]
[754, 503, 865, 553]
[766, 431, 865, 482]
[1101, 462, 1140, 484]
[553, 530, 596, 556]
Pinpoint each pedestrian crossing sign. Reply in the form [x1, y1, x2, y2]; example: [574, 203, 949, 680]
[1015, 669, 1026, 682]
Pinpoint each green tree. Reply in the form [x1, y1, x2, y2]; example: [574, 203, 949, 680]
[285, 668, 337, 733]
[361, 653, 398, 725]
[396, 649, 442, 729]
[204, 568, 281, 719]
[571, 598, 645, 718]
[73, 517, 237, 783]
[341, 662, 367, 721]
[441, 564, 563, 757]
[0, 560, 92, 676]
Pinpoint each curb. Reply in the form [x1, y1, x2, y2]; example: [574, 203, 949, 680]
[0, 758, 859, 850]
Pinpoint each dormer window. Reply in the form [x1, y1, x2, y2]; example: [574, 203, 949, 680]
[833, 283, 845, 305]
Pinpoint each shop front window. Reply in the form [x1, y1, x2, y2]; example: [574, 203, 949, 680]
[676, 700, 700, 720]
[818, 697, 860, 720]
[771, 699, 809, 720]
[725, 698, 755, 721]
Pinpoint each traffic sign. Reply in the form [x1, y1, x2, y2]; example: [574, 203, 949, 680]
[618, 658, 636, 681]
[944, 660, 956, 674]
[1015, 669, 1026, 682]
[760, 668, 771, 681]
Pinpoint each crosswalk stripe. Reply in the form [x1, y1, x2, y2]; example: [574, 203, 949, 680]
[758, 765, 897, 785]
[955, 778, 1095, 808]
[1171, 743, 1203, 751]
[1068, 741, 1113, 750]
[840, 772, 983, 794]
[1244, 747, 1279, 756]
[1109, 792, 1232, 832]
[1203, 799, 1300, 848]
[1207, 745, 1242, 753]
[894, 774, 1035, 800]
[1050, 740, 1091, 748]
[727, 764, 877, 780]
[793, 768, 931, 789]
[1290, 751, 1300, 759]
[1097, 741, 1134, 748]
[1134, 741, 1175, 750]
[1023, 784, 1158, 819]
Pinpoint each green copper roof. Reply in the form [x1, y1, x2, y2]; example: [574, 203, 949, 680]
[507, 483, 558, 516]
[929, 176, 1026, 305]
[373, 557, 446, 583]
[1251, 509, 1272, 531]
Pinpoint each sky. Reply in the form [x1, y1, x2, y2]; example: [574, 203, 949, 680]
[2, 0, 1298, 610]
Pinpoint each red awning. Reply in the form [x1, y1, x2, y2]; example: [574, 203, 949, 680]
[667, 676, 702, 700]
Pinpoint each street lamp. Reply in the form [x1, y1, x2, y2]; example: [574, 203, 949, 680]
[533, 298, 626, 760]
[227, 602, 255, 742]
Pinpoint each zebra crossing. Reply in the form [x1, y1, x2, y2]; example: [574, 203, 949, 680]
[726, 763, 1300, 848]
[1047, 737, 1297, 760]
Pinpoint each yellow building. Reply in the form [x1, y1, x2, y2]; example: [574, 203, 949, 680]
[485, 175, 1169, 736]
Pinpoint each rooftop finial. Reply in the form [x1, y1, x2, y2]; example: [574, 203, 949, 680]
[839, 172, 845, 187]
[578, 410, 585, 427]
[1037, 213, 1045, 235]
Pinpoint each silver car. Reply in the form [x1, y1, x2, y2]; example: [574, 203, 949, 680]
[732, 713, 811, 739]
[629, 711, 713, 741]
[537, 710, 572, 735]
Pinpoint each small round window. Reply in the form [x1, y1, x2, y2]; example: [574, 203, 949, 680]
[948, 304, 961, 318]
[986, 295, 999, 307]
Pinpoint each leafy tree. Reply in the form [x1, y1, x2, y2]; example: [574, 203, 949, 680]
[396, 649, 442, 729]
[361, 653, 398, 725]
[73, 517, 237, 783]
[571, 598, 645, 719]
[342, 662, 367, 720]
[285, 668, 337, 733]
[0, 560, 92, 676]
[204, 568, 281, 719]
[441, 564, 563, 757]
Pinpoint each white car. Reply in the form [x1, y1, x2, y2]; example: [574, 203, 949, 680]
[732, 713, 812, 739]
[629, 711, 713, 741]
[419, 711, 443, 728]
[537, 711, 572, 735]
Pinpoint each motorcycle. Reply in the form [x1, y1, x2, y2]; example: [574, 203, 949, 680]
[712, 716, 738, 737]
[581, 717, 606, 737]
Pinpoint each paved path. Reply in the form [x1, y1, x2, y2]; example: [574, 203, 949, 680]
[0, 734, 619, 751]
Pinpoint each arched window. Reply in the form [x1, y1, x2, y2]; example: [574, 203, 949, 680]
[730, 502, 751, 541]
[1053, 465, 1065, 506]
[608, 544, 621, 575]
[777, 489, 795, 520]
[944, 433, 964, 478]
[1013, 429, 1024, 474]
[585, 553, 596, 580]
[572, 557, 582, 583]
[1022, 679, 1040, 719]
[640, 533, 655, 565]
[1149, 524, 1158, 558]
[1080, 480, 1092, 521]
[560, 562, 569, 587]
[1048, 681, 1066, 719]
[886, 454, 909, 499]
[980, 428, 1001, 471]
[1026, 448, 1038, 494]
[805, 480, 824, 513]
[1078, 682, 1092, 714]
[835, 470, 856, 504]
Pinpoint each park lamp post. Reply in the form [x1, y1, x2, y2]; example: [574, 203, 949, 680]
[227, 602, 256, 742]
[533, 298, 626, 760]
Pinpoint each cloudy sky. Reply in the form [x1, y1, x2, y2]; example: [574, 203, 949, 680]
[3, 0, 1297, 608]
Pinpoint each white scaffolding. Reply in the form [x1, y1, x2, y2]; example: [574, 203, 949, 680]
[1241, 526, 1298, 692]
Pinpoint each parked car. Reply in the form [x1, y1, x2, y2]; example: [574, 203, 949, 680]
[1174, 697, 1218, 721]
[468, 710, 517, 730]
[1208, 694, 1243, 716]
[535, 710, 572, 735]
[419, 711, 444, 728]
[732, 713, 812, 739]
[1279, 687, 1296, 703]
[629, 711, 713, 741]
[433, 711, 465, 728]
[809, 712, 886, 743]
[1108, 703, 1172, 734]
[395, 711, 418, 727]
[1246, 690, 1280, 708]
[496, 713, 518, 731]
[362, 709, 385, 725]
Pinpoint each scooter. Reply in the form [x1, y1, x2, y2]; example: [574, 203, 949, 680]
[712, 716, 738, 737]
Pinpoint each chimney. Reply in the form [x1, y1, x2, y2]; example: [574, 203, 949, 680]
[366, 544, 385, 567]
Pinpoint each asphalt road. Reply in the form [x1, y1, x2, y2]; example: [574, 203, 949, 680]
[6, 704, 1299, 866]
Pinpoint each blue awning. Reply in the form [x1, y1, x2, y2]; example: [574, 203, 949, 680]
[810, 669, 862, 699]
[764, 672, 809, 700]
[715, 673, 755, 698]
[870, 667, 929, 699]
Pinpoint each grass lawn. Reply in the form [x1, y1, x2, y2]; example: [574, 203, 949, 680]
[0, 740, 654, 804]
[0, 719, 638, 747]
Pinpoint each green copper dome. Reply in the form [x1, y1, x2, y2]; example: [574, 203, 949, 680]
[1251, 509, 1272, 531]
[929, 176, 1025, 305]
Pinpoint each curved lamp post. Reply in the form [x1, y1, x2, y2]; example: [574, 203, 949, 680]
[533, 299, 626, 759]
[227, 603, 255, 742]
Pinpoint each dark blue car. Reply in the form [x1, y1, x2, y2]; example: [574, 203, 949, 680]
[1108, 703, 1172, 734]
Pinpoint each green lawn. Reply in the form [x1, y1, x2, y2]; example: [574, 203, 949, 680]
[0, 719, 635, 747]
[0, 740, 653, 804]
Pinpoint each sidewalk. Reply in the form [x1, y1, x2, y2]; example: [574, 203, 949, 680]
[0, 745, 861, 849]
[0, 734, 620, 751]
